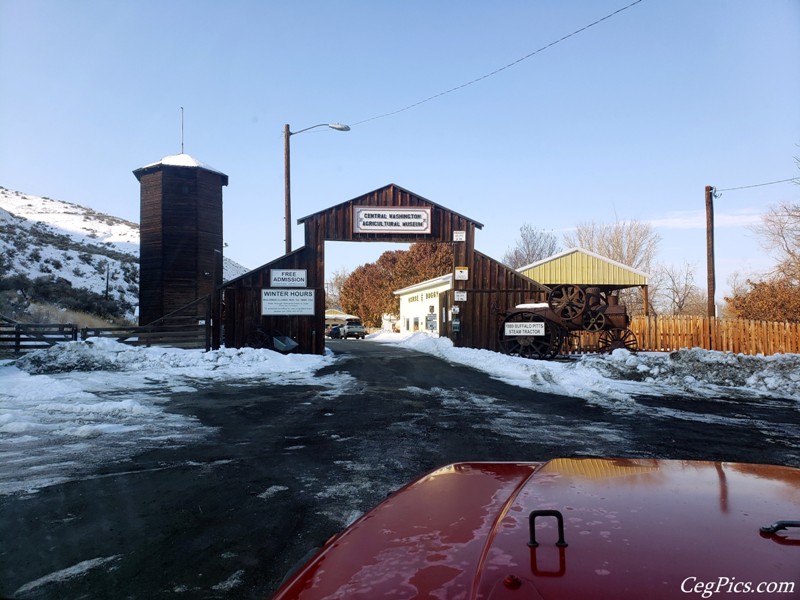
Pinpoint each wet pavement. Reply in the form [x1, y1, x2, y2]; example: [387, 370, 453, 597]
[1, 340, 797, 599]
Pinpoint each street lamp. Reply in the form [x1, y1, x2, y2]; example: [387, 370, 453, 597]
[284, 122, 350, 254]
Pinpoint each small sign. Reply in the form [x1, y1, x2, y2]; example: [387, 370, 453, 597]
[454, 291, 467, 302]
[426, 314, 437, 332]
[504, 322, 545, 337]
[353, 207, 431, 234]
[270, 269, 307, 287]
[262, 289, 315, 315]
[454, 267, 469, 281]
[453, 230, 466, 242]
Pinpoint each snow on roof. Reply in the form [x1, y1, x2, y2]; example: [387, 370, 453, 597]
[136, 153, 227, 178]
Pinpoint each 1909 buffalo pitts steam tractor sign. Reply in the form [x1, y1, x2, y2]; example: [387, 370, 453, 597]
[498, 284, 637, 360]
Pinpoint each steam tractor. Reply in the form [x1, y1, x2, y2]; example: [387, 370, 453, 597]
[498, 284, 637, 359]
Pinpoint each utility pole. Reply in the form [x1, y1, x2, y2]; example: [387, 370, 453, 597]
[284, 124, 292, 255]
[705, 185, 715, 318]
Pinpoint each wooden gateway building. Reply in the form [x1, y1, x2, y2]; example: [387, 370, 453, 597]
[220, 184, 549, 355]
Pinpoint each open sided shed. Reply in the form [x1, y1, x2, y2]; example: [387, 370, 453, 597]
[220, 183, 548, 354]
[518, 247, 650, 313]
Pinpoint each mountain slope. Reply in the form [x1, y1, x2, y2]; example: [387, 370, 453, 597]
[0, 185, 249, 320]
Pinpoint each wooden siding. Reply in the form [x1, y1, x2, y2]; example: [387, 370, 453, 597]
[136, 164, 225, 326]
[452, 250, 549, 352]
[299, 184, 484, 245]
[520, 248, 648, 287]
[223, 183, 557, 355]
[222, 246, 323, 353]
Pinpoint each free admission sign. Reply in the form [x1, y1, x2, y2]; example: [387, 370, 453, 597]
[261, 289, 315, 315]
[270, 269, 307, 287]
[353, 207, 431, 234]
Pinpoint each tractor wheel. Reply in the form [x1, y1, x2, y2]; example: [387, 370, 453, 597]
[597, 328, 638, 353]
[548, 284, 587, 321]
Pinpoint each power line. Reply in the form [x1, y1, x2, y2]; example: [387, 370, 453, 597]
[715, 178, 799, 194]
[350, 0, 645, 127]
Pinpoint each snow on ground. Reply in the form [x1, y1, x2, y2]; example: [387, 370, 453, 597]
[0, 339, 337, 496]
[1, 334, 799, 496]
[381, 332, 800, 405]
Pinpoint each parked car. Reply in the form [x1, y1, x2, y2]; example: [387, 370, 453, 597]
[341, 318, 366, 339]
[270, 457, 799, 599]
[326, 325, 342, 339]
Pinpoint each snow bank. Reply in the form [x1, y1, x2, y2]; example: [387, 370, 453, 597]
[371, 332, 800, 401]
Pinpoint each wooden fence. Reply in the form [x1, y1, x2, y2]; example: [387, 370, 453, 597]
[1, 295, 214, 355]
[628, 316, 800, 356]
[0, 319, 79, 355]
[562, 316, 799, 357]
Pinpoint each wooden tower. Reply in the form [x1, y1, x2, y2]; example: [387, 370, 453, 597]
[133, 153, 228, 326]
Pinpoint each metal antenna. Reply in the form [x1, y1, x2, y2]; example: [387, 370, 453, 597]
[180, 107, 184, 154]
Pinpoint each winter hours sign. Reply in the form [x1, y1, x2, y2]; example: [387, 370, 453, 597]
[261, 289, 315, 315]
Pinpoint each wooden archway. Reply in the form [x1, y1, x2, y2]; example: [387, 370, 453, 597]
[220, 184, 546, 355]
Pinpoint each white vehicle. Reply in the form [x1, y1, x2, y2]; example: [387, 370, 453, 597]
[341, 318, 366, 339]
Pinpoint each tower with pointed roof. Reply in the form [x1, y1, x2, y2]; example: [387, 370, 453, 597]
[133, 153, 228, 326]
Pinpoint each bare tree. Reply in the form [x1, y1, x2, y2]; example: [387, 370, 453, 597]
[563, 219, 660, 274]
[503, 225, 561, 269]
[654, 261, 705, 315]
[751, 200, 800, 282]
[325, 267, 350, 310]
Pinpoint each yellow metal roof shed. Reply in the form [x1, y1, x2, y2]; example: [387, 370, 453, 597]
[518, 247, 650, 313]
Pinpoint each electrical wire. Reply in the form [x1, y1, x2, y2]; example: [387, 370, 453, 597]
[715, 178, 799, 193]
[350, 0, 645, 127]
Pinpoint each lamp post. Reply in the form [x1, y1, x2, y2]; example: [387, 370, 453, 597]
[284, 122, 350, 254]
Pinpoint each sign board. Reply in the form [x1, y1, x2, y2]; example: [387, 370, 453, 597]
[454, 290, 467, 302]
[261, 289, 315, 315]
[453, 230, 466, 242]
[454, 267, 469, 281]
[504, 321, 545, 337]
[353, 207, 431, 234]
[270, 269, 307, 287]
[426, 314, 437, 332]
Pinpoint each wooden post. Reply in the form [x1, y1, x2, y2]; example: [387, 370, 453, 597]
[705, 185, 715, 318]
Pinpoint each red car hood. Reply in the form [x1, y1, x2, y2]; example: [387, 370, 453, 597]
[271, 458, 800, 599]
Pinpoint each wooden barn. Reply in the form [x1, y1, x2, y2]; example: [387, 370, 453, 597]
[221, 183, 549, 355]
[133, 154, 227, 327]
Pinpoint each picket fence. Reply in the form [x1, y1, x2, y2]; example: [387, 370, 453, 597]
[627, 315, 800, 356]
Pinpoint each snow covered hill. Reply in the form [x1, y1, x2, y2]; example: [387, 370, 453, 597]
[0, 185, 249, 319]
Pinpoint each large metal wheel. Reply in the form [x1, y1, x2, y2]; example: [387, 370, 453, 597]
[499, 311, 563, 359]
[548, 284, 587, 320]
[597, 328, 638, 353]
[582, 309, 607, 332]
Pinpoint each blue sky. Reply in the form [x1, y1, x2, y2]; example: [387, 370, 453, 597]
[1, 0, 798, 303]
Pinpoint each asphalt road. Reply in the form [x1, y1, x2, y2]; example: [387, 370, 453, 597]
[1, 339, 798, 599]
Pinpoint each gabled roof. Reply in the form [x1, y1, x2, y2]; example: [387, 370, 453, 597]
[518, 247, 649, 287]
[298, 183, 484, 229]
